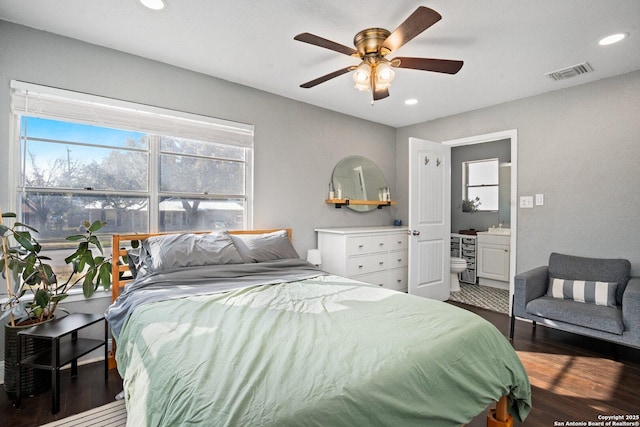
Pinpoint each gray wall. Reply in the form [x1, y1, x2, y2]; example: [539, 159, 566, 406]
[0, 21, 396, 362]
[0, 20, 397, 259]
[451, 139, 510, 232]
[396, 70, 640, 276]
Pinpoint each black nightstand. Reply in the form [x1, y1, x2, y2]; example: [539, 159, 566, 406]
[15, 313, 108, 413]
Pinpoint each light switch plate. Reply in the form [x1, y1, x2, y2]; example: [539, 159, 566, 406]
[535, 194, 544, 206]
[520, 196, 534, 208]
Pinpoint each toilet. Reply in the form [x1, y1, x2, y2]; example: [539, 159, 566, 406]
[450, 257, 467, 292]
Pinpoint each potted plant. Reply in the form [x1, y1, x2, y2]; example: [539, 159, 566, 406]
[1, 210, 112, 397]
[460, 196, 481, 213]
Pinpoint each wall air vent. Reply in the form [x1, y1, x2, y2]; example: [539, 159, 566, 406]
[545, 62, 593, 81]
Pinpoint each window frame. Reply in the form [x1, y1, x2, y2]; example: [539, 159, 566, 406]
[462, 158, 499, 212]
[9, 81, 254, 240]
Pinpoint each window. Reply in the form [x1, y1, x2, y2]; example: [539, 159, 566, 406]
[10, 81, 254, 249]
[463, 158, 499, 211]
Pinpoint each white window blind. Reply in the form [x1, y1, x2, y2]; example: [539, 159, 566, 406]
[10, 81, 254, 148]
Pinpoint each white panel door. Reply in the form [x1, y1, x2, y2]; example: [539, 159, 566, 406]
[408, 137, 451, 300]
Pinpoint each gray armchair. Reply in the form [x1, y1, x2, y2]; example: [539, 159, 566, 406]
[510, 252, 640, 349]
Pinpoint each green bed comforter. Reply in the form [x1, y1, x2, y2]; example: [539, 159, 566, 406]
[115, 274, 531, 426]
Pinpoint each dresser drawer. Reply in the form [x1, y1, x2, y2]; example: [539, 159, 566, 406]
[387, 268, 408, 292]
[346, 253, 387, 276]
[346, 236, 381, 255]
[385, 233, 408, 251]
[387, 250, 408, 269]
[352, 271, 387, 288]
[352, 268, 408, 291]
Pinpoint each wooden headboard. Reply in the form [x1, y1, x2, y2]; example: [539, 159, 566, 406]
[110, 228, 293, 303]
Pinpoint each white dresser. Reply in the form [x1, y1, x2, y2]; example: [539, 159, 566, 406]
[315, 226, 409, 292]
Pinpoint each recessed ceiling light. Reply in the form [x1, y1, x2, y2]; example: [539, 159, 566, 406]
[598, 33, 627, 46]
[140, 0, 165, 10]
[405, 99, 418, 106]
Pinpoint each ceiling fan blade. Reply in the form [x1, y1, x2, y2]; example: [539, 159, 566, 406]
[382, 6, 442, 54]
[372, 76, 390, 101]
[294, 33, 358, 57]
[300, 67, 354, 88]
[393, 57, 463, 74]
[373, 87, 390, 101]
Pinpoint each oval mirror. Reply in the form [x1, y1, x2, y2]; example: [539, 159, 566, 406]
[332, 156, 388, 212]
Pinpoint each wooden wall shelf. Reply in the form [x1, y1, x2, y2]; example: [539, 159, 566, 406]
[325, 199, 397, 209]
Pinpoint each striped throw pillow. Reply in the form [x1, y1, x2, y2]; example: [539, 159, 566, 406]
[547, 277, 618, 307]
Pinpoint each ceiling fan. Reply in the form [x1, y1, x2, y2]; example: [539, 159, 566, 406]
[294, 6, 463, 102]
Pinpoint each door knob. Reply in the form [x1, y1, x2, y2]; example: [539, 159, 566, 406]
[412, 230, 420, 236]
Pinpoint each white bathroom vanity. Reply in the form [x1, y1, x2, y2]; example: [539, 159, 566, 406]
[476, 230, 511, 289]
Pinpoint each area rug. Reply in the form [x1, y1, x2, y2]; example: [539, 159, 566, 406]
[40, 399, 126, 427]
[448, 283, 510, 315]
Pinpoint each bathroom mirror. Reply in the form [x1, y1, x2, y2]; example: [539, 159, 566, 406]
[332, 156, 387, 212]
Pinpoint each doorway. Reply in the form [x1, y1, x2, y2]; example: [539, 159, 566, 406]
[443, 130, 517, 314]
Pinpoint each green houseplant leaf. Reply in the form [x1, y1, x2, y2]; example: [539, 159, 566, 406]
[1, 211, 112, 326]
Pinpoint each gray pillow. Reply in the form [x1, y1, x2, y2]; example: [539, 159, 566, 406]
[126, 247, 144, 278]
[229, 230, 299, 263]
[141, 232, 244, 274]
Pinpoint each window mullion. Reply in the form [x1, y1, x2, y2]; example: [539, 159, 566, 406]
[149, 135, 160, 233]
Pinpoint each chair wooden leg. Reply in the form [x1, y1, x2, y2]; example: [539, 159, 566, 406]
[487, 396, 513, 427]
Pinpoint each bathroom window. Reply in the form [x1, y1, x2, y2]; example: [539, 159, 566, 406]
[463, 158, 499, 211]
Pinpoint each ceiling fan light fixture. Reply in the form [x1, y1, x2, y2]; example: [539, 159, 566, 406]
[375, 62, 395, 89]
[353, 63, 371, 91]
[294, 6, 462, 102]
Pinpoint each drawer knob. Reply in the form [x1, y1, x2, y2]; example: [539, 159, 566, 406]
[358, 244, 364, 248]
[358, 265, 364, 269]
[378, 284, 383, 287]
[397, 258, 402, 262]
[379, 243, 384, 246]
[379, 261, 384, 265]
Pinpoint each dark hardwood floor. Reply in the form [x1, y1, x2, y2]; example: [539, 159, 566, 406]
[1, 303, 638, 426]
[455, 302, 640, 427]
[1, 362, 123, 427]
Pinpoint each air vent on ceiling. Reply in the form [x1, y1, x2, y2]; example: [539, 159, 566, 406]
[545, 62, 593, 81]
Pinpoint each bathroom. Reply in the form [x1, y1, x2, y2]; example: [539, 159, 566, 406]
[449, 138, 511, 313]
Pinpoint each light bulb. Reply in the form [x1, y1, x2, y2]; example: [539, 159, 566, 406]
[353, 63, 371, 91]
[375, 62, 395, 89]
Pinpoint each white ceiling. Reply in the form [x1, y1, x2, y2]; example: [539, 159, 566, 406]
[1, 0, 639, 128]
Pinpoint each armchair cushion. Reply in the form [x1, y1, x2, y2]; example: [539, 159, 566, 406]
[526, 296, 624, 335]
[547, 277, 618, 307]
[548, 253, 631, 306]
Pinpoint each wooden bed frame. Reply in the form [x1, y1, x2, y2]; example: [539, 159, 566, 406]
[107, 228, 512, 427]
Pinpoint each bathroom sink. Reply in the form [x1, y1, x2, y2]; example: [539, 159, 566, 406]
[487, 228, 511, 235]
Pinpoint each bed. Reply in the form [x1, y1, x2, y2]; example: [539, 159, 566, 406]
[106, 229, 531, 426]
